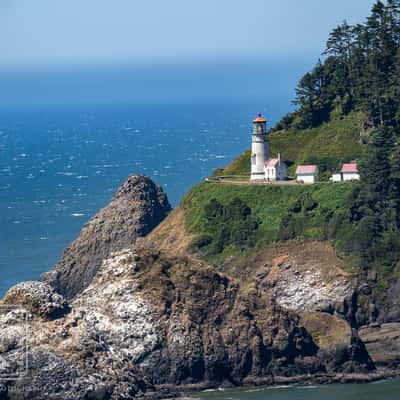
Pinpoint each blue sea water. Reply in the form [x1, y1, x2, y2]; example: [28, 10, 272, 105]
[195, 379, 400, 400]
[0, 94, 292, 297]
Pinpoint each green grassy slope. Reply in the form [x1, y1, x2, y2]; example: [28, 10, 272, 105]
[181, 181, 355, 261]
[215, 112, 365, 180]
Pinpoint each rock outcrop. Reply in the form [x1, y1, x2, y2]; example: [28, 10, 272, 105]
[255, 250, 353, 314]
[1, 281, 69, 320]
[360, 323, 400, 368]
[42, 175, 171, 299]
[0, 249, 375, 399]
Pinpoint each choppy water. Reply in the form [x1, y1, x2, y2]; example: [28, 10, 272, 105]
[0, 97, 291, 296]
[195, 379, 400, 400]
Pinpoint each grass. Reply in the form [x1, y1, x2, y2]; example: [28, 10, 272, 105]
[181, 181, 355, 262]
[215, 112, 365, 180]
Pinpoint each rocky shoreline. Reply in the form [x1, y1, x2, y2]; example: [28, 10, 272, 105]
[0, 176, 400, 399]
[157, 370, 400, 400]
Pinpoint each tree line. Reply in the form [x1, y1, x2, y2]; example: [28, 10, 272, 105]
[275, 1, 400, 271]
[273, 0, 400, 131]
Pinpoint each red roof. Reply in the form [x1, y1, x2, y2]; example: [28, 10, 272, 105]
[341, 162, 358, 173]
[253, 112, 266, 123]
[296, 165, 318, 175]
[265, 159, 279, 168]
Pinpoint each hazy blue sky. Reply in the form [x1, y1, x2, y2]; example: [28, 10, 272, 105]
[1, 0, 377, 69]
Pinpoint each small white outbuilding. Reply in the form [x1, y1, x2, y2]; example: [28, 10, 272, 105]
[264, 153, 287, 181]
[341, 162, 360, 181]
[296, 165, 319, 184]
[330, 162, 360, 182]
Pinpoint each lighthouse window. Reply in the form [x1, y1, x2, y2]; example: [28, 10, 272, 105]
[251, 154, 256, 165]
[256, 125, 263, 133]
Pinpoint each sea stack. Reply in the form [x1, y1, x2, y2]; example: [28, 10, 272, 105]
[42, 175, 171, 299]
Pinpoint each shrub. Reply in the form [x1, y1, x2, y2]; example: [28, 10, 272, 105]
[195, 197, 260, 255]
[189, 234, 213, 253]
[290, 199, 302, 213]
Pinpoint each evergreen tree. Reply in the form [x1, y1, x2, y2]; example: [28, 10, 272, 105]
[273, 0, 400, 268]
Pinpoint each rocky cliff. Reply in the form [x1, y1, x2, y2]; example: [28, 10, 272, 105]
[0, 176, 389, 400]
[42, 175, 171, 299]
[0, 247, 376, 399]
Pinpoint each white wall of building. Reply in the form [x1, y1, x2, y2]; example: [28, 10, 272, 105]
[331, 173, 342, 182]
[343, 172, 360, 181]
[265, 164, 287, 181]
[297, 173, 317, 183]
[251, 135, 269, 180]
[265, 167, 275, 180]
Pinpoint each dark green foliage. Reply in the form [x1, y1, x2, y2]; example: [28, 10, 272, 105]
[348, 126, 400, 266]
[189, 234, 213, 252]
[182, 183, 354, 260]
[303, 156, 340, 180]
[290, 199, 302, 213]
[273, 112, 295, 131]
[200, 197, 260, 255]
[273, 0, 400, 131]
[302, 195, 318, 213]
[278, 214, 297, 241]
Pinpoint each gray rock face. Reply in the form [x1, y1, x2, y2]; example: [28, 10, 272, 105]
[360, 323, 400, 368]
[1, 281, 69, 320]
[0, 249, 375, 399]
[42, 175, 171, 299]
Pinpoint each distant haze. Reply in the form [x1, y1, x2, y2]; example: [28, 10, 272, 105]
[1, 0, 376, 69]
[0, 1, 377, 107]
[0, 58, 312, 107]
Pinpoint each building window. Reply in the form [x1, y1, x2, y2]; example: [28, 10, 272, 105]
[251, 154, 256, 165]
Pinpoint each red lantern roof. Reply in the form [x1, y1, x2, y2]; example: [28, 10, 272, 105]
[253, 112, 267, 123]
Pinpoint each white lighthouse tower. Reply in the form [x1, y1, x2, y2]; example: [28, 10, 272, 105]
[250, 112, 269, 180]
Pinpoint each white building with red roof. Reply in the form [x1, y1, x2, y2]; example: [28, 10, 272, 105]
[296, 165, 319, 183]
[341, 162, 360, 181]
[330, 162, 360, 182]
[264, 153, 287, 181]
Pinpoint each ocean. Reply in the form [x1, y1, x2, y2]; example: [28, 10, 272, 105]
[195, 379, 400, 400]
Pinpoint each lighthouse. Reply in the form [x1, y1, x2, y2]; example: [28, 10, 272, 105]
[250, 112, 269, 180]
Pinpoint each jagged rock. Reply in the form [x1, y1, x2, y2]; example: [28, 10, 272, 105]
[42, 175, 171, 299]
[380, 278, 400, 323]
[360, 323, 400, 368]
[0, 249, 376, 399]
[257, 250, 353, 313]
[300, 312, 374, 373]
[315, 300, 335, 314]
[1, 349, 151, 400]
[1, 281, 69, 320]
[358, 283, 372, 296]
